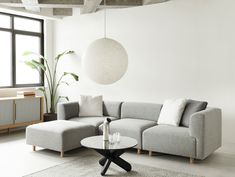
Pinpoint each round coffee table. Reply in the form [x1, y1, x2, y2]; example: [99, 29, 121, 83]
[81, 135, 137, 176]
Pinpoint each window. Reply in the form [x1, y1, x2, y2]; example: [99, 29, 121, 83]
[0, 12, 44, 88]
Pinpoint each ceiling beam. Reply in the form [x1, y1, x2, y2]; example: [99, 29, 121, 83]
[0, 5, 62, 20]
[0, 0, 84, 7]
[0, 0, 83, 3]
[81, 0, 102, 14]
[21, 0, 40, 12]
[53, 8, 73, 16]
[0, 0, 170, 6]
[0, 0, 143, 8]
[0, 0, 21, 2]
[39, 0, 83, 4]
[100, 0, 142, 6]
[143, 0, 170, 5]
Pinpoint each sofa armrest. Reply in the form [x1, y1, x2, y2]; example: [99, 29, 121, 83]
[57, 101, 79, 120]
[189, 108, 222, 160]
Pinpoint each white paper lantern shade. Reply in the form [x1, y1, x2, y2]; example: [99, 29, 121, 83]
[83, 38, 128, 85]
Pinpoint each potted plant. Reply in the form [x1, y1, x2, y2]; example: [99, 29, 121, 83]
[24, 51, 79, 121]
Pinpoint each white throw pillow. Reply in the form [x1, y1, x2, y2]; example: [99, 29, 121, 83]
[157, 98, 187, 126]
[79, 95, 103, 117]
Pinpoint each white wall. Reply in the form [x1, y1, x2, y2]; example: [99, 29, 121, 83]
[53, 0, 235, 144]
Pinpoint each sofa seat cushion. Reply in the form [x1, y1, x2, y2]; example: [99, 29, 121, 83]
[70, 116, 118, 132]
[100, 118, 157, 149]
[143, 125, 196, 158]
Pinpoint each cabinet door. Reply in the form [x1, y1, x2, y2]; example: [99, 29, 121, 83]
[15, 98, 41, 123]
[0, 100, 14, 126]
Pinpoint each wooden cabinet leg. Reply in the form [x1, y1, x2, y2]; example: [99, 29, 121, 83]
[33, 145, 36, 151]
[190, 158, 194, 164]
[137, 149, 141, 154]
[149, 151, 152, 156]
[60, 151, 64, 158]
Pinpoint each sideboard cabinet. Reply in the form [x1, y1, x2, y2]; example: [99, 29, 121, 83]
[0, 96, 44, 130]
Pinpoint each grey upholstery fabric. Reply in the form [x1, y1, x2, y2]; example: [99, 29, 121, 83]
[181, 100, 208, 127]
[70, 116, 118, 133]
[50, 100, 221, 160]
[26, 120, 96, 152]
[121, 102, 162, 121]
[105, 118, 157, 148]
[143, 125, 196, 158]
[57, 101, 122, 120]
[103, 101, 122, 118]
[189, 108, 222, 160]
[57, 102, 79, 120]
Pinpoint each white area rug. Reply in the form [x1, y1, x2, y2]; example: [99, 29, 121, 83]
[24, 155, 203, 177]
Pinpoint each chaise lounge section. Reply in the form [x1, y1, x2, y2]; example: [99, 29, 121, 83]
[26, 120, 96, 157]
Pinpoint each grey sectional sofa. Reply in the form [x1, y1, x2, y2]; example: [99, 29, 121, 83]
[26, 101, 222, 163]
[27, 100, 222, 163]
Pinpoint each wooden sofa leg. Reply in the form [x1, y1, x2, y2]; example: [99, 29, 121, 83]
[60, 151, 64, 158]
[189, 158, 194, 164]
[149, 151, 152, 156]
[33, 145, 36, 151]
[137, 149, 141, 154]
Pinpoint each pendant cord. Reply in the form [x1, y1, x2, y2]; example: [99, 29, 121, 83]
[104, 0, 106, 38]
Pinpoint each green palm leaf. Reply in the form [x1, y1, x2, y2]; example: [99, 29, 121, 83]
[24, 61, 38, 69]
[55, 50, 74, 61]
[59, 96, 69, 101]
[31, 60, 46, 71]
[64, 72, 79, 81]
[60, 81, 69, 86]
[37, 87, 45, 92]
[23, 51, 46, 60]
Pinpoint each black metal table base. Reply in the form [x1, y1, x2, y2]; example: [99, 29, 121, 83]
[95, 149, 132, 176]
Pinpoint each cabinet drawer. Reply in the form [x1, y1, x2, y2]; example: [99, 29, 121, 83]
[0, 100, 14, 126]
[15, 98, 41, 123]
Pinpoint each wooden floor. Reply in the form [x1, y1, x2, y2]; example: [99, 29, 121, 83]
[0, 130, 234, 177]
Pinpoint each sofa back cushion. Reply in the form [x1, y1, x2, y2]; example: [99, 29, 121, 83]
[79, 95, 103, 117]
[57, 101, 79, 120]
[157, 98, 187, 126]
[121, 102, 162, 122]
[180, 99, 208, 127]
[103, 101, 122, 118]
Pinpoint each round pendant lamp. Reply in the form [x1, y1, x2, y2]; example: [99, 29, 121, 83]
[83, 38, 128, 85]
[82, 0, 128, 85]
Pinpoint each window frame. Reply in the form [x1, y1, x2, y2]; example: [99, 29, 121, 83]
[0, 12, 44, 88]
